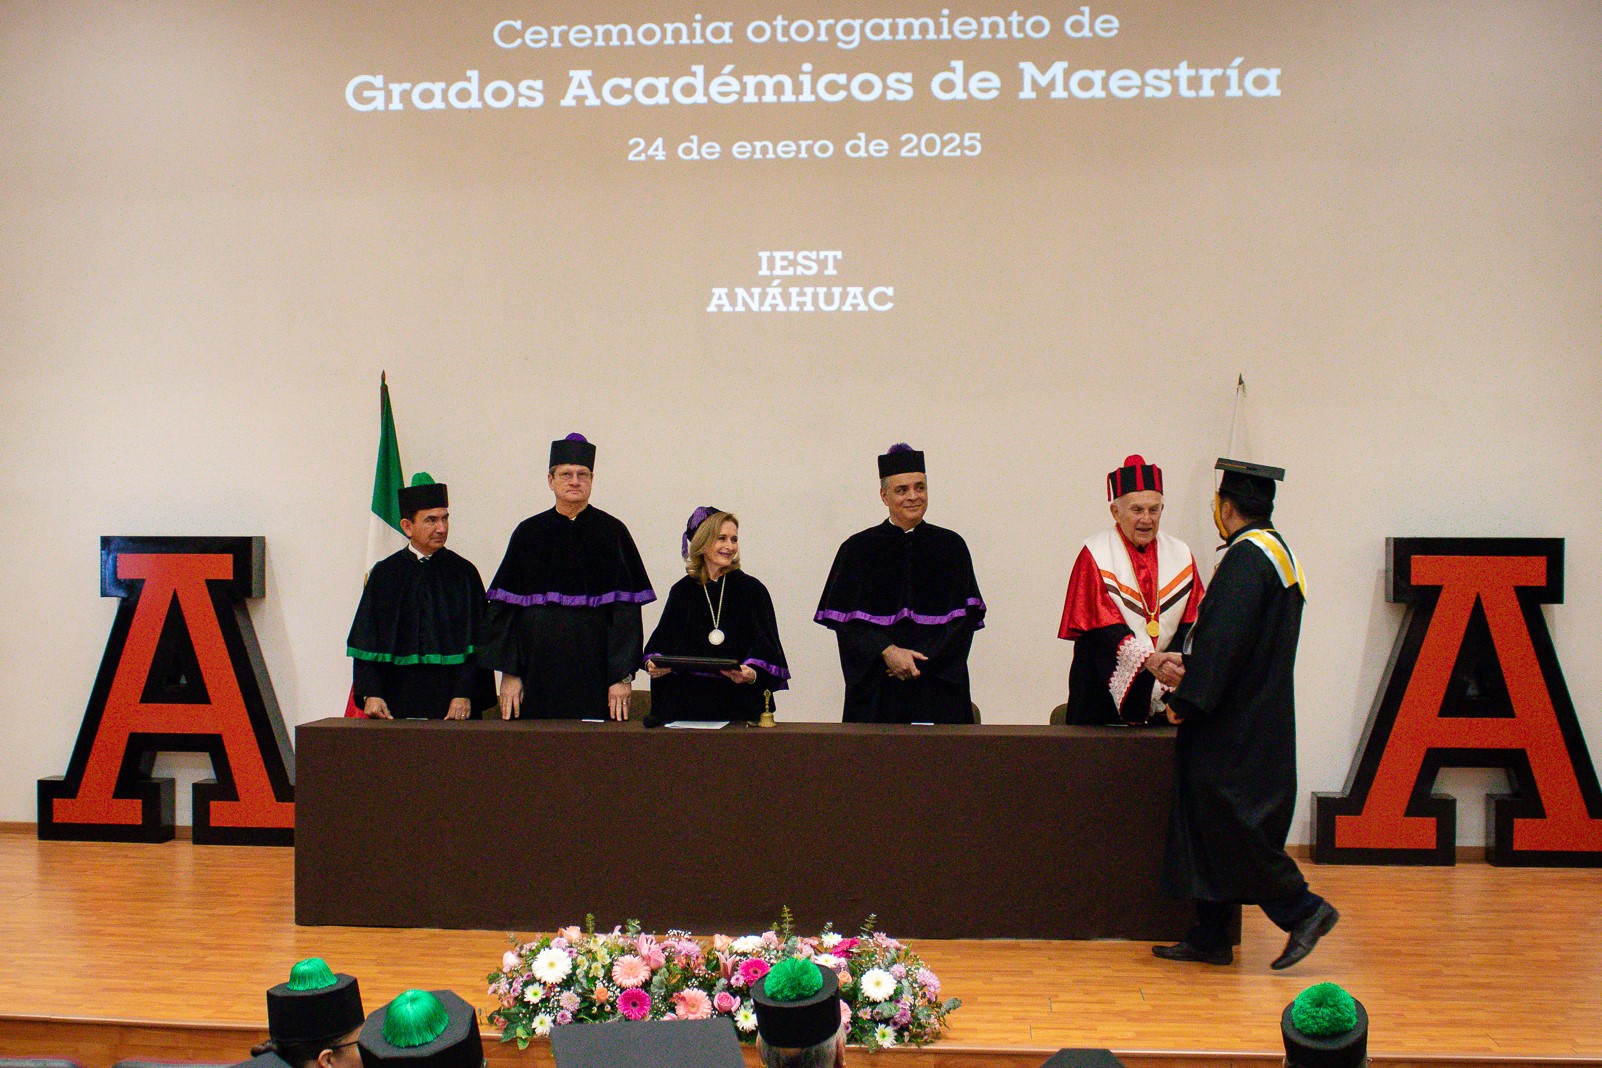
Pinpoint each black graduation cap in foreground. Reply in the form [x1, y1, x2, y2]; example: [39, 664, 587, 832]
[550, 1018, 744, 1068]
[1038, 1050, 1128, 1068]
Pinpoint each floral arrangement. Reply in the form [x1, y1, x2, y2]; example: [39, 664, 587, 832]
[486, 912, 959, 1052]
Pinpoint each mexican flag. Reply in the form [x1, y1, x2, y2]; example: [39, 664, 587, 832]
[345, 373, 407, 716]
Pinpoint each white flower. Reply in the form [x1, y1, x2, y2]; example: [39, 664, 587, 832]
[730, 935, 763, 953]
[532, 1013, 554, 1037]
[814, 953, 844, 970]
[874, 1025, 897, 1047]
[523, 985, 540, 1004]
[859, 968, 897, 1003]
[734, 1006, 759, 1033]
[502, 950, 521, 973]
[821, 931, 842, 949]
[532, 947, 573, 984]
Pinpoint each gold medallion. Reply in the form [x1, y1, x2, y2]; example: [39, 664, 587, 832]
[1146, 619, 1161, 638]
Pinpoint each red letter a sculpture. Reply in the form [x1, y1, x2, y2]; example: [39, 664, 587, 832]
[1314, 538, 1602, 865]
[38, 537, 295, 845]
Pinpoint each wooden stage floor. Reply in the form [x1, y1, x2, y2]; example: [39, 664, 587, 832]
[0, 831, 1598, 1067]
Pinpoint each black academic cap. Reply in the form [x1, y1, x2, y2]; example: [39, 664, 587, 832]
[358, 990, 482, 1068]
[265, 959, 365, 1047]
[878, 442, 925, 479]
[751, 961, 842, 1050]
[1215, 456, 1284, 511]
[1282, 989, 1369, 1068]
[1038, 1050, 1128, 1068]
[550, 433, 597, 470]
[397, 473, 448, 518]
[550, 1017, 743, 1068]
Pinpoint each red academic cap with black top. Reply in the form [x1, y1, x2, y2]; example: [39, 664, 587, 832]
[1107, 455, 1163, 500]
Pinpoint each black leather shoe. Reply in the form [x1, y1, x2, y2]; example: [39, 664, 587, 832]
[1152, 941, 1232, 965]
[1271, 901, 1339, 970]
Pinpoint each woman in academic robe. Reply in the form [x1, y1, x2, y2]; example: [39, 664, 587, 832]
[643, 507, 790, 722]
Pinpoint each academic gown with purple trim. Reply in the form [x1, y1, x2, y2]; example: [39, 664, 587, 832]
[814, 519, 986, 724]
[643, 569, 790, 722]
[481, 505, 655, 719]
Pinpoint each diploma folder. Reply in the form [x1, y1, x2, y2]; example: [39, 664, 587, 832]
[649, 655, 741, 671]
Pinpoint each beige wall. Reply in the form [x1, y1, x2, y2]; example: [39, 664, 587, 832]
[3, 1, 1599, 843]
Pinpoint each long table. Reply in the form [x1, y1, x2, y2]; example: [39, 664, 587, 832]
[294, 718, 1207, 940]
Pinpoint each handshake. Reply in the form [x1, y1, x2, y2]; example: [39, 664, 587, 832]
[1144, 650, 1185, 690]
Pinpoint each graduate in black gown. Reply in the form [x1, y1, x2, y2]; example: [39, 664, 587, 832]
[345, 475, 497, 720]
[814, 444, 986, 724]
[481, 434, 655, 720]
[1154, 458, 1338, 971]
[643, 507, 791, 722]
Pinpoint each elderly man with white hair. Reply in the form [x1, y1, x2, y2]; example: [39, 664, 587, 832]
[1057, 455, 1203, 725]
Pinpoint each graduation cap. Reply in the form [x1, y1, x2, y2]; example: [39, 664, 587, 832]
[1215, 457, 1285, 512]
[878, 442, 925, 479]
[1107, 455, 1163, 500]
[358, 990, 483, 1068]
[549, 1017, 744, 1068]
[751, 958, 842, 1051]
[1281, 984, 1369, 1068]
[397, 473, 448, 518]
[1038, 1050, 1128, 1068]
[265, 958, 365, 1047]
[550, 433, 597, 470]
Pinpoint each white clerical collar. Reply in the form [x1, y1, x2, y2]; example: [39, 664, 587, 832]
[408, 544, 433, 561]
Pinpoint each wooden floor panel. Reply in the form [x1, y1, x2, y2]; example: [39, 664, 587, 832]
[0, 832, 1598, 1066]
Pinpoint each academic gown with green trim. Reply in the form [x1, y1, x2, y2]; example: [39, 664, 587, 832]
[1162, 521, 1307, 903]
[346, 546, 498, 719]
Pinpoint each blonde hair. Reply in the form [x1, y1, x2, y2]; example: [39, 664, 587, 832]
[686, 511, 740, 584]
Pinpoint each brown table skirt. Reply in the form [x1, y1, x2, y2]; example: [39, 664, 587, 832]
[294, 718, 1202, 940]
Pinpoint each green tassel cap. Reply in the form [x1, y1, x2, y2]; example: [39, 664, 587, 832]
[1291, 983, 1359, 1037]
[384, 990, 451, 1048]
[286, 958, 339, 992]
[410, 472, 435, 487]
[764, 957, 824, 1002]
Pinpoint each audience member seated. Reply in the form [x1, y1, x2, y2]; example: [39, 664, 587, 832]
[751, 957, 848, 1068]
[1282, 983, 1368, 1068]
[357, 989, 484, 1068]
[239, 959, 364, 1068]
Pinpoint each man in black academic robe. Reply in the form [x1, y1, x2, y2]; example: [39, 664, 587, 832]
[346, 475, 497, 719]
[814, 444, 986, 724]
[1155, 458, 1338, 971]
[481, 434, 654, 720]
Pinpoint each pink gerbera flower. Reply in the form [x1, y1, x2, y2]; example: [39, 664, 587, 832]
[618, 988, 652, 1021]
[674, 988, 713, 1020]
[737, 958, 771, 986]
[612, 955, 651, 989]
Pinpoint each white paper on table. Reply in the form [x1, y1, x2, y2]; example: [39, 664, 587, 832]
[663, 720, 730, 729]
